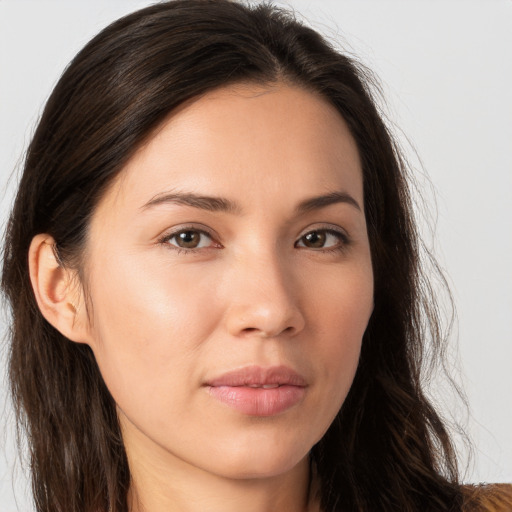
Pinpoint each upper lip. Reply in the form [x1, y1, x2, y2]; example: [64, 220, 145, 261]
[205, 365, 307, 388]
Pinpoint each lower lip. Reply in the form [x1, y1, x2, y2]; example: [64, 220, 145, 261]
[207, 385, 306, 416]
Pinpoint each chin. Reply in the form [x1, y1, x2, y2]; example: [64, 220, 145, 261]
[205, 430, 312, 480]
[216, 455, 307, 481]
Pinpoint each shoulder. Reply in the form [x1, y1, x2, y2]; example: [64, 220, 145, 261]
[462, 483, 512, 512]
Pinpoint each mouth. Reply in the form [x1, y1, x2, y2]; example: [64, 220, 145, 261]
[204, 365, 307, 416]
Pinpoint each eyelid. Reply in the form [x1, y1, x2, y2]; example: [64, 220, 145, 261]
[297, 223, 349, 240]
[295, 224, 351, 250]
[157, 224, 222, 251]
[156, 222, 350, 253]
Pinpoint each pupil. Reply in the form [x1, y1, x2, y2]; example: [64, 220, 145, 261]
[178, 231, 199, 248]
[305, 231, 325, 248]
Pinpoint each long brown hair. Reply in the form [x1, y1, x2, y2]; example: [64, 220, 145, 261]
[2, 1, 464, 510]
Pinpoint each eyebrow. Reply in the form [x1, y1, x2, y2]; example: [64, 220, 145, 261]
[141, 192, 241, 214]
[296, 191, 361, 213]
[141, 190, 361, 214]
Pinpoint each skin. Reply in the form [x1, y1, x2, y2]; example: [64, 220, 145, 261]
[31, 83, 374, 512]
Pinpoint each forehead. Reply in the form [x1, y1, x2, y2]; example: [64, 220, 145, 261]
[97, 82, 363, 215]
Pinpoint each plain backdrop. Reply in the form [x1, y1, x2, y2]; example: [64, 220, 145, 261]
[1, 1, 511, 510]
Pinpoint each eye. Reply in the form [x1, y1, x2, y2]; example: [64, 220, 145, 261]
[162, 229, 216, 250]
[295, 229, 348, 250]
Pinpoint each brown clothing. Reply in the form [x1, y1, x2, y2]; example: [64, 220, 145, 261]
[463, 484, 512, 511]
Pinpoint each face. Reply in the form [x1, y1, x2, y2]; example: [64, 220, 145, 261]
[81, 83, 374, 480]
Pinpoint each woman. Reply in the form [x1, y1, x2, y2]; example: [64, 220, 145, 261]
[1, 1, 511, 511]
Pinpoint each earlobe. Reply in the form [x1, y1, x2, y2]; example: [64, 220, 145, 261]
[28, 234, 91, 344]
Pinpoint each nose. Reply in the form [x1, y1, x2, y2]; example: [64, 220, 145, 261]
[223, 252, 306, 339]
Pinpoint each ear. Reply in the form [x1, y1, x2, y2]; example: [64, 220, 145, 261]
[28, 234, 91, 344]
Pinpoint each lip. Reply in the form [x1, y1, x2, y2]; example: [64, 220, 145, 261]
[205, 365, 307, 416]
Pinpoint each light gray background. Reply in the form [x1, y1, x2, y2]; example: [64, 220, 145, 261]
[1, 1, 511, 510]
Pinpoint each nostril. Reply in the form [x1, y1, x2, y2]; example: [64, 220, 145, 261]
[240, 325, 296, 338]
[242, 327, 259, 334]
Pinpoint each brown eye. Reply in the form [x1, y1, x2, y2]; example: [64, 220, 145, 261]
[176, 231, 201, 248]
[301, 231, 326, 248]
[166, 229, 213, 250]
[296, 229, 347, 250]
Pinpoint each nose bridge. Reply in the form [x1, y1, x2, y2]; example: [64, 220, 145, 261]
[224, 245, 305, 338]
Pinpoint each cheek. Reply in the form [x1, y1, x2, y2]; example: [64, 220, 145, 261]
[83, 252, 224, 411]
[309, 257, 373, 340]
[88, 249, 222, 341]
[306, 261, 373, 414]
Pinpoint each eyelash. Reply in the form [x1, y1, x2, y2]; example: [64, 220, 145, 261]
[295, 228, 351, 254]
[158, 226, 351, 255]
[158, 226, 220, 255]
